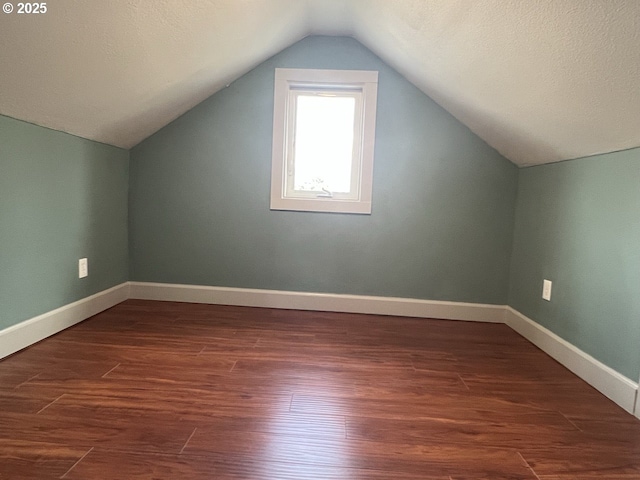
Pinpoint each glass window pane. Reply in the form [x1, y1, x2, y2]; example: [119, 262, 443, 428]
[293, 95, 355, 193]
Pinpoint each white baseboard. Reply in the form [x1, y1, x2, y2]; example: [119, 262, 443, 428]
[128, 282, 505, 323]
[505, 306, 639, 414]
[0, 283, 129, 360]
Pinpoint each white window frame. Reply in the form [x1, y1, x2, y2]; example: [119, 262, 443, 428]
[270, 68, 378, 214]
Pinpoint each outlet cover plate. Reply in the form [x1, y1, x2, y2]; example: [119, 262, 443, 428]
[542, 279, 552, 301]
[79, 258, 88, 279]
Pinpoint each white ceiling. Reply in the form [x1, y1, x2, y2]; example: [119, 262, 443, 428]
[1, 0, 639, 166]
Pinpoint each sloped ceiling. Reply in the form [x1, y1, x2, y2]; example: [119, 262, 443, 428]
[0, 0, 639, 166]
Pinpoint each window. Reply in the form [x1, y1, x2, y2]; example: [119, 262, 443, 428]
[270, 68, 378, 214]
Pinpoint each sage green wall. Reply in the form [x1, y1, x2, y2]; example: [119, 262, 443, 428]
[130, 36, 517, 304]
[0, 115, 129, 330]
[509, 149, 640, 380]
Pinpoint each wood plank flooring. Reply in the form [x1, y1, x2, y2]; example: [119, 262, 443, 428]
[1, 299, 639, 479]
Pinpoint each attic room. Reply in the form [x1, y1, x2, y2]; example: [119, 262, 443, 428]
[1, 0, 639, 478]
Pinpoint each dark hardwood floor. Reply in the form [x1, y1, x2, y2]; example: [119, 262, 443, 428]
[1, 300, 639, 479]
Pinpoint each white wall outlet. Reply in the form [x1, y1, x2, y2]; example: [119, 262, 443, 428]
[542, 279, 552, 301]
[79, 258, 88, 279]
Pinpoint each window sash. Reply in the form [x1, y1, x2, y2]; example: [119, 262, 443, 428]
[284, 88, 364, 201]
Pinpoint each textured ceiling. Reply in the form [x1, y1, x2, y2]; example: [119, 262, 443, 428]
[1, 0, 639, 166]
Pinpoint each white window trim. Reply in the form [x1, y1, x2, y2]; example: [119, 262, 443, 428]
[270, 68, 378, 214]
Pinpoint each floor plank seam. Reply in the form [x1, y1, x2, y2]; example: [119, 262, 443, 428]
[14, 372, 41, 389]
[517, 451, 542, 480]
[36, 394, 65, 415]
[60, 446, 93, 479]
[457, 374, 470, 391]
[560, 412, 583, 431]
[179, 427, 198, 455]
[101, 363, 121, 378]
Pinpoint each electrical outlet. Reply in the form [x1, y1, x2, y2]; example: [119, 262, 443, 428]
[542, 279, 552, 301]
[79, 258, 88, 279]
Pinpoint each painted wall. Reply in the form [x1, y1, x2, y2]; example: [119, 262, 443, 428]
[509, 149, 640, 380]
[0, 115, 129, 330]
[130, 36, 518, 304]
